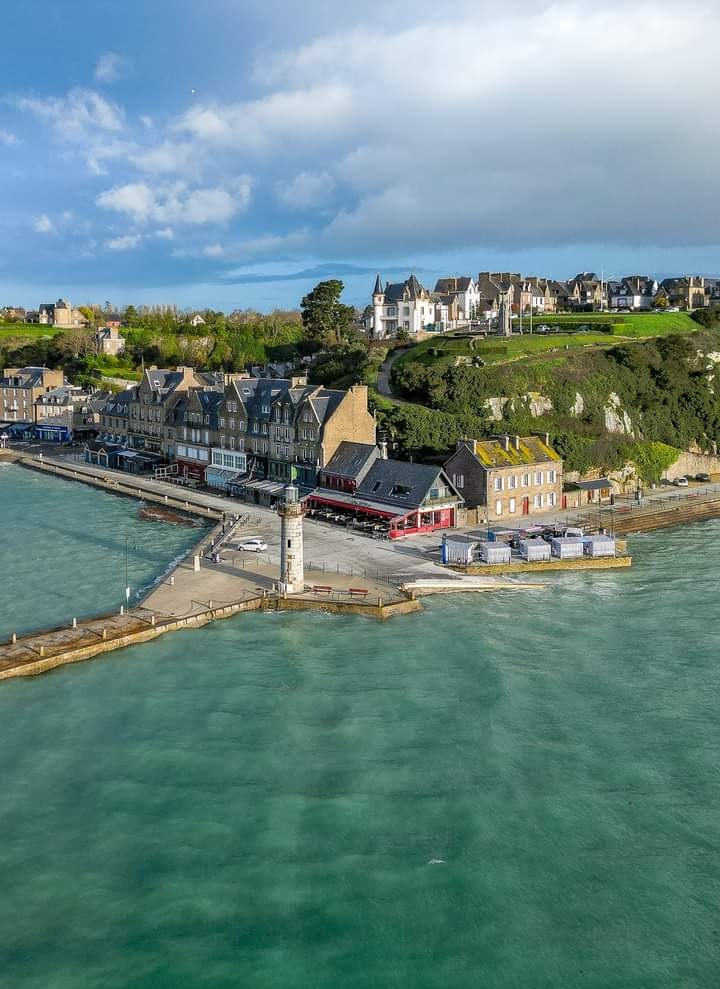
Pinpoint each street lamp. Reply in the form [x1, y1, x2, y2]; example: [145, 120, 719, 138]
[125, 535, 131, 610]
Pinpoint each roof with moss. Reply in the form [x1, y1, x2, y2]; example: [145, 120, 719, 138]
[464, 436, 561, 468]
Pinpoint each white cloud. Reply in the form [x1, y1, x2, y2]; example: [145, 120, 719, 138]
[202, 244, 224, 257]
[154, 227, 174, 240]
[130, 142, 196, 175]
[33, 214, 54, 234]
[105, 233, 143, 250]
[276, 171, 335, 210]
[96, 178, 252, 225]
[94, 53, 128, 84]
[17, 88, 124, 135]
[0, 130, 19, 147]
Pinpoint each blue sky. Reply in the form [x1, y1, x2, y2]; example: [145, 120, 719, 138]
[1, 0, 719, 312]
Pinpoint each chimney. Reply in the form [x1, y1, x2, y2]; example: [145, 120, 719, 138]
[514, 435, 520, 450]
[502, 435, 510, 452]
[457, 437, 476, 454]
[544, 432, 550, 446]
[379, 440, 388, 460]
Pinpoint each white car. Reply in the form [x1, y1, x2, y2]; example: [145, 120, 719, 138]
[237, 538, 268, 553]
[673, 476, 689, 487]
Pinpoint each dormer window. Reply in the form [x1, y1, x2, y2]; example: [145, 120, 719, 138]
[262, 404, 271, 414]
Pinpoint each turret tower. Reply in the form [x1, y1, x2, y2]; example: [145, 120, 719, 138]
[372, 273, 385, 339]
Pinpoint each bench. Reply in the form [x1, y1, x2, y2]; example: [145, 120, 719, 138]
[348, 587, 369, 598]
[311, 585, 333, 594]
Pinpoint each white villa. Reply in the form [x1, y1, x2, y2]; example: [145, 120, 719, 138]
[371, 274, 436, 338]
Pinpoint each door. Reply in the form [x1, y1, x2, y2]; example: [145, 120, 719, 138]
[522, 497, 530, 516]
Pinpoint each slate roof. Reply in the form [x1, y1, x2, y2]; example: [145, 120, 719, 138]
[434, 276, 473, 294]
[322, 441, 379, 480]
[0, 366, 51, 388]
[458, 436, 561, 469]
[382, 274, 432, 304]
[356, 459, 457, 509]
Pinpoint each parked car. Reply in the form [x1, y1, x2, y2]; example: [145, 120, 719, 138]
[660, 478, 673, 486]
[237, 538, 268, 553]
[695, 473, 711, 482]
[673, 476, 689, 487]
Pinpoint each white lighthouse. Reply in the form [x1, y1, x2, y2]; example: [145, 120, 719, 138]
[278, 483, 305, 595]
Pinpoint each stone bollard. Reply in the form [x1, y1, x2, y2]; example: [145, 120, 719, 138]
[11, 632, 17, 644]
[193, 555, 200, 572]
[120, 606, 124, 615]
[39, 645, 45, 657]
[151, 615, 156, 627]
[102, 628, 107, 640]
[165, 495, 168, 502]
[208, 599, 213, 609]
[378, 597, 382, 608]
[170, 575, 175, 586]
[72, 617, 77, 628]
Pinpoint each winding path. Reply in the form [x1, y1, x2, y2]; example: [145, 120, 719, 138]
[376, 346, 413, 404]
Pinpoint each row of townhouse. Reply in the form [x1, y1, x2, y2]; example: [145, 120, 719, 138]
[368, 270, 720, 339]
[0, 366, 108, 442]
[93, 366, 377, 506]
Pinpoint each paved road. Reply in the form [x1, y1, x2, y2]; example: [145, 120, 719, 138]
[376, 347, 412, 403]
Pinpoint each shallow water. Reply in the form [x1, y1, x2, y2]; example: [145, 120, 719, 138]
[0, 463, 204, 634]
[0, 469, 718, 987]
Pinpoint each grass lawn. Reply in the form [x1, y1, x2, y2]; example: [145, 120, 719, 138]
[396, 311, 699, 370]
[0, 323, 64, 338]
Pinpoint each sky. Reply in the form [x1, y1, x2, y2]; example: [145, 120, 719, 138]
[2, 0, 720, 312]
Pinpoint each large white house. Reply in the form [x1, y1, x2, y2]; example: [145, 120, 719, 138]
[371, 274, 436, 338]
[433, 276, 480, 320]
[609, 276, 658, 310]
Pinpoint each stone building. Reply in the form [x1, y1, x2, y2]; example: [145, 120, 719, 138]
[38, 299, 88, 328]
[0, 366, 64, 423]
[371, 274, 436, 338]
[444, 434, 563, 521]
[96, 325, 125, 356]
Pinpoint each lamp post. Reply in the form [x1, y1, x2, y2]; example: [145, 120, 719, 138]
[125, 535, 131, 610]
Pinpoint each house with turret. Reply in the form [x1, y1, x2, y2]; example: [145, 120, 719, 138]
[371, 274, 436, 338]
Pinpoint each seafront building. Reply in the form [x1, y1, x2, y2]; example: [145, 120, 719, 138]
[0, 366, 64, 424]
[444, 434, 563, 522]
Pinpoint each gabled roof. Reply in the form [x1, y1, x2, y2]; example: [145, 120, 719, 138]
[383, 274, 432, 304]
[357, 459, 456, 508]
[434, 276, 473, 294]
[322, 441, 379, 480]
[451, 436, 561, 469]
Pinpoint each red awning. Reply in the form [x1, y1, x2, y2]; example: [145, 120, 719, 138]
[309, 493, 399, 519]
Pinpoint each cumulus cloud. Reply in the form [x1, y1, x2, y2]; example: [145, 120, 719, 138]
[105, 233, 143, 250]
[33, 214, 54, 234]
[17, 88, 124, 135]
[202, 244, 224, 257]
[275, 171, 335, 210]
[0, 130, 19, 146]
[96, 178, 252, 226]
[94, 52, 128, 84]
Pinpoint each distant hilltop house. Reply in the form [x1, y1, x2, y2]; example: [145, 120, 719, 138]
[371, 274, 437, 338]
[444, 434, 563, 522]
[433, 277, 480, 321]
[658, 276, 710, 310]
[189, 313, 206, 327]
[38, 299, 88, 328]
[608, 276, 658, 310]
[96, 325, 125, 356]
[103, 312, 122, 329]
[0, 306, 26, 322]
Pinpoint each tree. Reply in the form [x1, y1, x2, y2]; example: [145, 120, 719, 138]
[124, 305, 138, 325]
[300, 280, 355, 348]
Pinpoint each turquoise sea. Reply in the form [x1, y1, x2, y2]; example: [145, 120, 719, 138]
[0, 464, 718, 988]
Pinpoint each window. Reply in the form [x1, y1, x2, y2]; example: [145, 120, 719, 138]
[372, 480, 382, 493]
[390, 484, 411, 498]
[261, 404, 270, 414]
[229, 418, 235, 430]
[494, 476, 503, 492]
[509, 497, 516, 514]
[452, 473, 465, 487]
[533, 493, 542, 509]
[223, 454, 234, 467]
[509, 475, 517, 490]
[548, 492, 556, 507]
[535, 471, 542, 485]
[219, 417, 225, 427]
[238, 420, 245, 432]
[495, 499, 503, 516]
[220, 435, 225, 448]
[230, 436, 235, 449]
[547, 469, 556, 484]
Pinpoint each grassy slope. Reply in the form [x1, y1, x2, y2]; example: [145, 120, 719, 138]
[0, 324, 64, 338]
[396, 312, 699, 371]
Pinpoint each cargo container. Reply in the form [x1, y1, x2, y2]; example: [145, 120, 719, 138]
[550, 537, 584, 560]
[519, 539, 551, 562]
[478, 541, 512, 564]
[582, 535, 616, 558]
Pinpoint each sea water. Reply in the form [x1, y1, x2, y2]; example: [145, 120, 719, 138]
[0, 466, 718, 988]
[0, 463, 204, 634]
